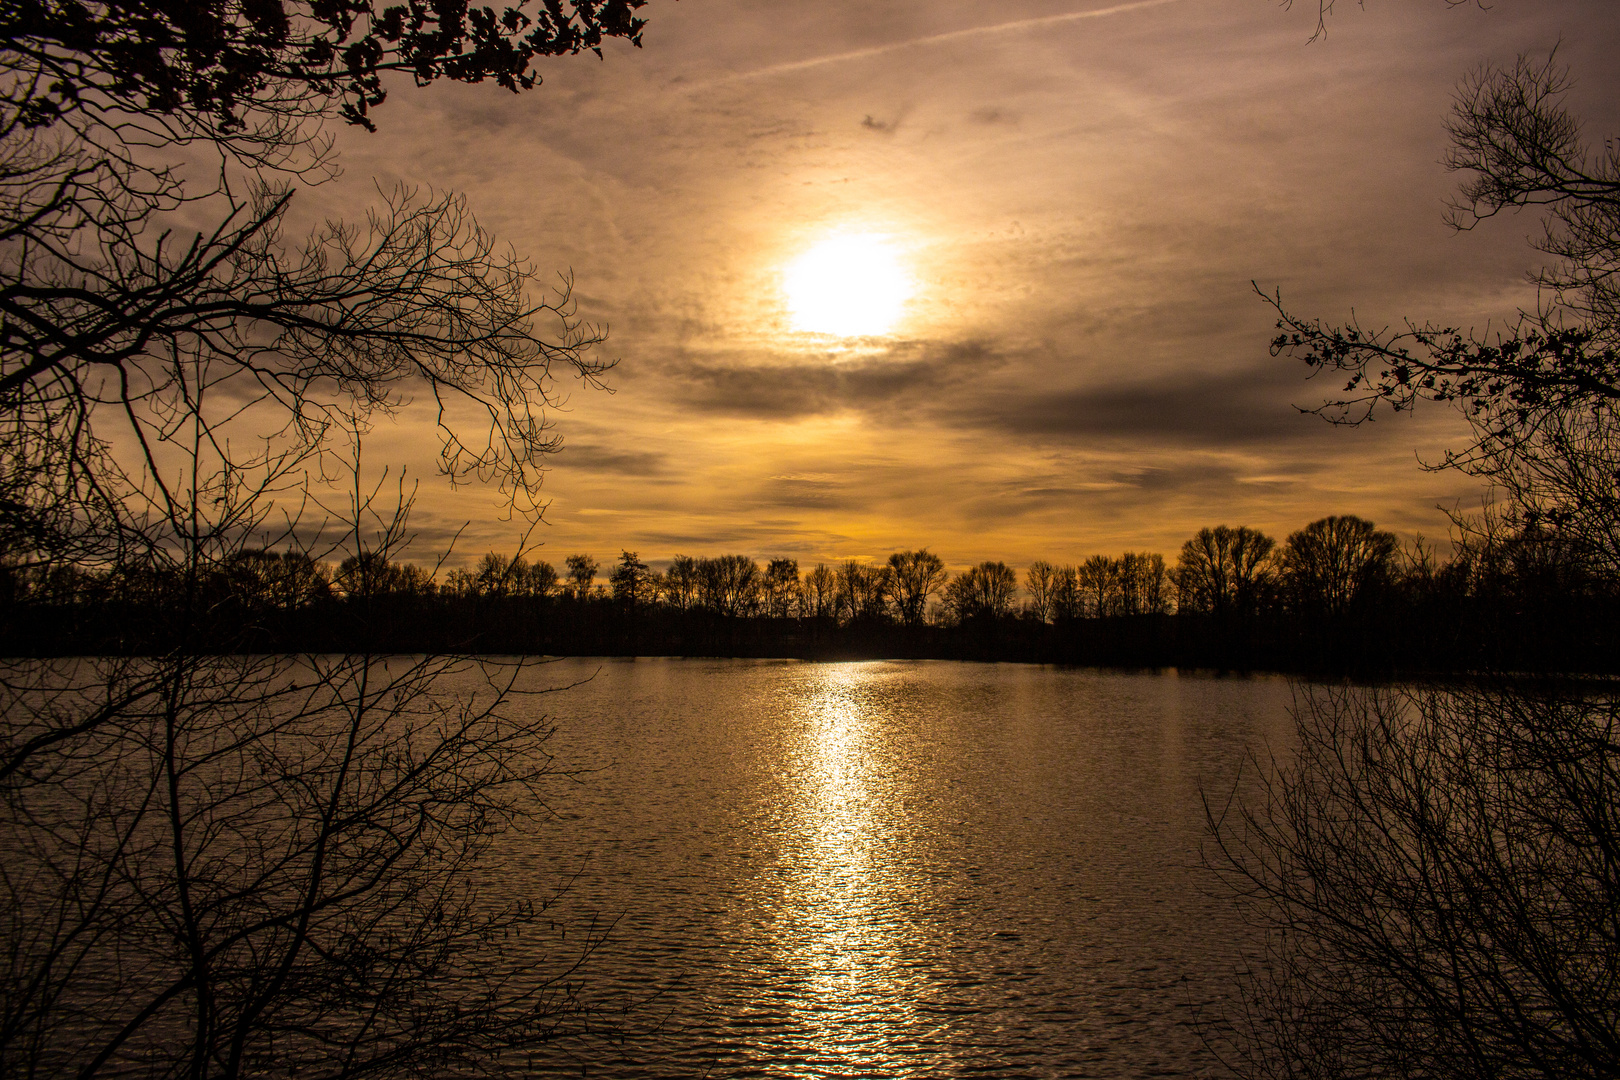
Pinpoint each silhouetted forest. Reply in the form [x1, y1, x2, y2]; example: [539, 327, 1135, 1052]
[7, 513, 1614, 675]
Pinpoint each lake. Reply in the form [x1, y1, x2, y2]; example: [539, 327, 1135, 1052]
[492, 658, 1299, 1078]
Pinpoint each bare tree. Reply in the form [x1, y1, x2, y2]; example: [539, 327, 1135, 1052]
[564, 554, 598, 600]
[835, 560, 890, 623]
[1207, 681, 1620, 1080]
[1, 650, 601, 1079]
[762, 557, 802, 619]
[1023, 560, 1058, 623]
[1108, 551, 1171, 616]
[942, 561, 1018, 623]
[0, 4, 655, 1075]
[335, 550, 436, 599]
[1, 0, 634, 587]
[226, 549, 332, 610]
[519, 557, 560, 599]
[1279, 516, 1398, 616]
[696, 555, 760, 618]
[1, 444, 609, 1078]
[888, 549, 948, 626]
[1266, 52, 1619, 575]
[473, 552, 517, 597]
[1136, 552, 1173, 615]
[1213, 38, 1620, 1080]
[803, 563, 838, 620]
[1050, 564, 1084, 621]
[660, 554, 699, 611]
[1287, 0, 1483, 43]
[1078, 554, 1119, 618]
[1173, 526, 1277, 616]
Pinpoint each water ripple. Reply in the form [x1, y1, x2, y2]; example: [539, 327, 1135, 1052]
[485, 658, 1295, 1078]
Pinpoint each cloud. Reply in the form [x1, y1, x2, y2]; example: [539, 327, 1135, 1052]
[969, 106, 1019, 126]
[658, 337, 1328, 452]
[949, 363, 1328, 448]
[313, 0, 1620, 565]
[751, 474, 863, 512]
[553, 442, 671, 477]
[626, 522, 864, 559]
[686, 0, 1190, 90]
[661, 340, 1000, 419]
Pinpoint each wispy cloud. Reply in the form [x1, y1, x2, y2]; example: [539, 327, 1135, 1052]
[684, 0, 1188, 91]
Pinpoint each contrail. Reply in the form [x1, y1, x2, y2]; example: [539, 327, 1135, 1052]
[684, 0, 1187, 90]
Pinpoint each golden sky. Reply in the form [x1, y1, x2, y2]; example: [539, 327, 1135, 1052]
[311, 0, 1620, 572]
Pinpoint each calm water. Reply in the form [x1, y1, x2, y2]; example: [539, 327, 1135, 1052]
[495, 659, 1298, 1078]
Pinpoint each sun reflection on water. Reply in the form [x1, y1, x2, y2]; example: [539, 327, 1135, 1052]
[762, 664, 935, 1071]
[496, 658, 1299, 1077]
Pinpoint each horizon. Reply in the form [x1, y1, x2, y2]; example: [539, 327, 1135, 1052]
[252, 510, 1426, 585]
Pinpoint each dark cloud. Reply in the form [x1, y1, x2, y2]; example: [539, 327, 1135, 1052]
[664, 340, 999, 419]
[1120, 462, 1248, 492]
[949, 363, 1327, 447]
[1007, 456, 1328, 513]
[1008, 462, 1265, 501]
[969, 106, 1018, 126]
[752, 474, 864, 512]
[663, 339, 1332, 452]
[1010, 485, 1110, 502]
[624, 529, 739, 552]
[554, 442, 671, 477]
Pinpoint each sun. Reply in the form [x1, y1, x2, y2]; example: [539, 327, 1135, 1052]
[783, 233, 912, 338]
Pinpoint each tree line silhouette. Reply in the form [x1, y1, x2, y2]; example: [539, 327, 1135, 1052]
[7, 511, 1613, 674]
